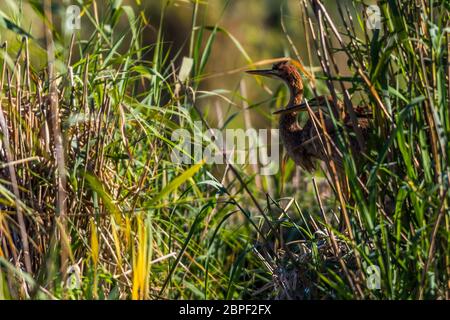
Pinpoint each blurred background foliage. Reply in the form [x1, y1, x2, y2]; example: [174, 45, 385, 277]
[0, 0, 448, 300]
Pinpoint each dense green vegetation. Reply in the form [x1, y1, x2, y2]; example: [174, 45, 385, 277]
[0, 0, 448, 299]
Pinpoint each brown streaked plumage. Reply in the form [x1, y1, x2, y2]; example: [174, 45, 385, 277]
[246, 61, 371, 173]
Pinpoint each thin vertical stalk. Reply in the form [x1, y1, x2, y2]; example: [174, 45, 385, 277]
[43, 0, 68, 277]
[0, 43, 32, 274]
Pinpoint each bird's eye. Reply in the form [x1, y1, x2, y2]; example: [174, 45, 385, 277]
[273, 62, 284, 70]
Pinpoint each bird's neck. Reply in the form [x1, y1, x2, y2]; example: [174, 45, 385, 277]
[280, 72, 303, 135]
[288, 83, 303, 106]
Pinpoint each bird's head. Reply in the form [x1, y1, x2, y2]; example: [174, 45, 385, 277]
[246, 60, 304, 106]
[246, 60, 299, 80]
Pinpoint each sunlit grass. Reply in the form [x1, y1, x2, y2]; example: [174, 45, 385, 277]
[0, 0, 448, 300]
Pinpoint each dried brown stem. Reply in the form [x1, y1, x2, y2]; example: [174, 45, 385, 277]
[43, 0, 69, 276]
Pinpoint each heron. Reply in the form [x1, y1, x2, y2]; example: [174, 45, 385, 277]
[246, 61, 371, 174]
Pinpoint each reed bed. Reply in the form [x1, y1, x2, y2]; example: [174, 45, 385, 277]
[0, 0, 448, 299]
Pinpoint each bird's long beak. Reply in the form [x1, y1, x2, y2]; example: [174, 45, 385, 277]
[245, 69, 278, 78]
[272, 102, 309, 115]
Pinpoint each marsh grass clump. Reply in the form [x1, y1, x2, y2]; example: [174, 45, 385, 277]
[258, 0, 450, 299]
[0, 1, 262, 299]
